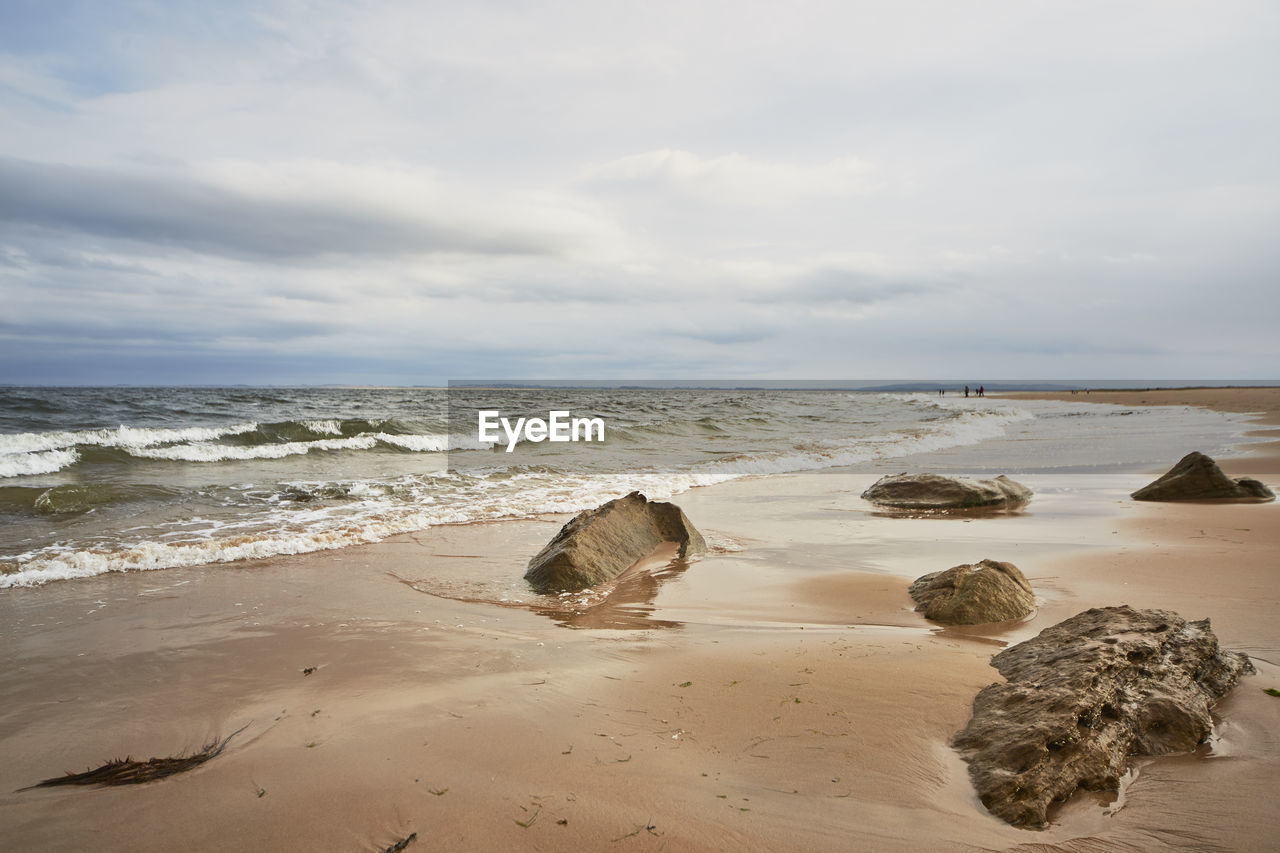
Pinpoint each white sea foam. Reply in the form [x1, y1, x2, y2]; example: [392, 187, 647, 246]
[301, 419, 344, 435]
[376, 433, 452, 452]
[120, 432, 457, 462]
[0, 448, 80, 478]
[128, 435, 380, 462]
[0, 423, 260, 455]
[0, 502, 472, 588]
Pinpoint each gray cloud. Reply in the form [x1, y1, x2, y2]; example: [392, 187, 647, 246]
[740, 268, 944, 306]
[0, 156, 564, 261]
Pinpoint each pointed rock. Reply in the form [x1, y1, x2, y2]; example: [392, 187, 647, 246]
[524, 491, 706, 593]
[1131, 451, 1274, 502]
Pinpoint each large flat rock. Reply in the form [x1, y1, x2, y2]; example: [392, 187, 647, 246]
[953, 605, 1254, 828]
[524, 491, 706, 593]
[861, 473, 1032, 510]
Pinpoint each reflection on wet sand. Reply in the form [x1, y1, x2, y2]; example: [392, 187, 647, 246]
[536, 558, 689, 630]
[389, 541, 690, 630]
[866, 505, 1030, 520]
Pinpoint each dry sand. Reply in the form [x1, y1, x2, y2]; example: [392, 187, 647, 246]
[1, 390, 1278, 851]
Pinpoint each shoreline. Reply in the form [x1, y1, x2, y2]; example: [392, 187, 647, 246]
[1005, 387, 1280, 475]
[0, 391, 1277, 850]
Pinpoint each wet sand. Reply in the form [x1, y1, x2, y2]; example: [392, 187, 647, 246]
[1, 390, 1278, 851]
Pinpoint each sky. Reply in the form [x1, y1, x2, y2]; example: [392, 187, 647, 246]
[1, 0, 1277, 385]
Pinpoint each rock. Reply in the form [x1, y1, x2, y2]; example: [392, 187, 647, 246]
[1131, 451, 1274, 502]
[909, 559, 1035, 624]
[953, 605, 1254, 828]
[524, 491, 706, 593]
[861, 473, 1032, 510]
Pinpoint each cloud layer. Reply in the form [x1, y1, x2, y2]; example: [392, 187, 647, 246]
[1, 1, 1277, 383]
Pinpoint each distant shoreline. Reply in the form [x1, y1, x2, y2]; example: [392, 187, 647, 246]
[3, 380, 1278, 392]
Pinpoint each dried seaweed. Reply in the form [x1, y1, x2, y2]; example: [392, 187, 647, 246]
[379, 833, 417, 853]
[21, 723, 249, 790]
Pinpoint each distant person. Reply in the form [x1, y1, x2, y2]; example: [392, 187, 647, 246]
[979, 385, 985, 397]
[964, 385, 969, 398]
[939, 389, 944, 396]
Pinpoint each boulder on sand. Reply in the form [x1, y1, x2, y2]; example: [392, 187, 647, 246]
[1131, 451, 1274, 502]
[861, 473, 1032, 510]
[524, 491, 706, 593]
[909, 559, 1035, 624]
[953, 605, 1254, 828]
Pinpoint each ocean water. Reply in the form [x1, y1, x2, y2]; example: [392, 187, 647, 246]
[0, 386, 1254, 588]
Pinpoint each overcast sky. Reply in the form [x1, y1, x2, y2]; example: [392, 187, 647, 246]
[1, 1, 1277, 384]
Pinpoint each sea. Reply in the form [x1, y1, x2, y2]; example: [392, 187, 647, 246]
[0, 385, 1257, 589]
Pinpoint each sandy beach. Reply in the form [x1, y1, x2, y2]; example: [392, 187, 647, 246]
[1, 389, 1278, 852]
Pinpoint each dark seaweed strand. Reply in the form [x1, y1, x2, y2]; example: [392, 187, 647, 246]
[20, 723, 250, 791]
[379, 833, 417, 853]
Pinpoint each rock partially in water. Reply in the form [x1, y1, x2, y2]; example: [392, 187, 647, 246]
[1131, 451, 1274, 502]
[909, 559, 1035, 625]
[524, 491, 706, 593]
[953, 605, 1254, 828]
[861, 473, 1032, 510]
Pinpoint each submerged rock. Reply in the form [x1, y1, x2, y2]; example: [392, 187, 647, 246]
[1131, 451, 1274, 502]
[953, 605, 1254, 828]
[909, 559, 1035, 624]
[861, 473, 1032, 510]
[524, 491, 706, 593]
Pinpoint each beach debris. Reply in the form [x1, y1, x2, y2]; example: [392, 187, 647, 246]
[524, 491, 706, 593]
[953, 606, 1253, 828]
[22, 724, 249, 790]
[612, 820, 660, 841]
[909, 559, 1035, 624]
[861, 473, 1032, 510]
[1264, 688, 1280, 697]
[378, 833, 417, 853]
[1131, 451, 1275, 502]
[514, 806, 541, 828]
[302, 666, 317, 676]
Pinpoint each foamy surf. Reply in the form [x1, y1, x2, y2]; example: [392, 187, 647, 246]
[0, 448, 79, 478]
[0, 387, 1252, 587]
[0, 422, 260, 455]
[0, 421, 460, 476]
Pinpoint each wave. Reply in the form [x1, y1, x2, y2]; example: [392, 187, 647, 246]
[0, 448, 79, 478]
[0, 404, 1039, 586]
[301, 419, 343, 435]
[33, 483, 182, 515]
[129, 434, 381, 462]
[0, 501, 474, 589]
[0, 422, 260, 455]
[0, 418, 461, 477]
[674, 406, 1035, 481]
[126, 432, 467, 462]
